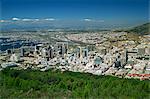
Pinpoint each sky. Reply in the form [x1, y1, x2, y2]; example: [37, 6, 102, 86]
[0, 0, 149, 29]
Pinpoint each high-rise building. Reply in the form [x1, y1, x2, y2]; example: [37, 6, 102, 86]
[122, 49, 128, 66]
[114, 59, 121, 68]
[75, 47, 89, 60]
[114, 53, 122, 68]
[47, 46, 54, 59]
[34, 45, 37, 52]
[10, 53, 20, 62]
[6, 49, 12, 54]
[20, 48, 25, 57]
[82, 48, 88, 58]
[41, 48, 47, 58]
[56, 42, 68, 57]
[76, 47, 83, 59]
[125, 49, 128, 63]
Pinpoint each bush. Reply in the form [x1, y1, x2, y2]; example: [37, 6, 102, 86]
[0, 68, 149, 98]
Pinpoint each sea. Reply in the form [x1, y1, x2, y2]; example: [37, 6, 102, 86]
[0, 37, 38, 52]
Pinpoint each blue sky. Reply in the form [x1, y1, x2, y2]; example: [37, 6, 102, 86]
[0, 0, 149, 29]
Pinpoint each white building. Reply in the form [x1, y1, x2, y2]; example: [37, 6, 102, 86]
[10, 53, 20, 62]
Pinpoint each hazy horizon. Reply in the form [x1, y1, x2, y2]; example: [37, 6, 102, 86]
[0, 0, 149, 30]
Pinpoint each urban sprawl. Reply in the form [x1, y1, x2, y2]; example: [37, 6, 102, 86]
[0, 31, 150, 80]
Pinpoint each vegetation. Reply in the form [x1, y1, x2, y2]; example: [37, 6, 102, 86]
[127, 23, 150, 35]
[0, 68, 150, 98]
[114, 23, 150, 35]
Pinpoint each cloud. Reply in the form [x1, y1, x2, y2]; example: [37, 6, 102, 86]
[21, 18, 40, 22]
[44, 18, 55, 21]
[12, 17, 20, 21]
[22, 19, 33, 21]
[83, 18, 92, 22]
[11, 17, 56, 22]
[83, 18, 104, 23]
[34, 19, 40, 21]
[0, 20, 5, 23]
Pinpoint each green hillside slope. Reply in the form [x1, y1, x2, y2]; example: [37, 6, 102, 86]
[0, 68, 149, 98]
[128, 23, 150, 35]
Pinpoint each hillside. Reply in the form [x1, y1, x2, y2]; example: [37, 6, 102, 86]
[127, 23, 150, 35]
[0, 68, 149, 98]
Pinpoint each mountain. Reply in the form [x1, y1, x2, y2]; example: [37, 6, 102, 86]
[127, 23, 150, 35]
[1, 20, 150, 33]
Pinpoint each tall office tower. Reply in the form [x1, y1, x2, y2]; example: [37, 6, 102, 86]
[10, 53, 20, 62]
[53, 45, 58, 57]
[114, 53, 122, 68]
[56, 42, 68, 57]
[114, 59, 121, 68]
[34, 45, 37, 52]
[79, 47, 83, 59]
[58, 45, 63, 56]
[64, 43, 68, 54]
[20, 48, 25, 57]
[53, 44, 58, 53]
[6, 49, 12, 54]
[41, 48, 47, 58]
[125, 49, 128, 64]
[76, 47, 88, 59]
[34, 45, 38, 56]
[47, 46, 54, 59]
[82, 48, 88, 58]
[61, 44, 66, 57]
[76, 47, 83, 59]
[76, 47, 80, 58]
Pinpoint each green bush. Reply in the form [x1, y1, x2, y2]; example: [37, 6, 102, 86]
[0, 68, 149, 98]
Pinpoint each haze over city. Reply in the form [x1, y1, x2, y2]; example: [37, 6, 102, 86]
[0, 0, 149, 30]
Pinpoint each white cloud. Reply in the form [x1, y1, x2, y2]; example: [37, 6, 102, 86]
[44, 18, 55, 21]
[34, 19, 40, 21]
[0, 20, 5, 23]
[10, 18, 57, 22]
[22, 18, 40, 22]
[83, 18, 104, 23]
[12, 17, 20, 21]
[22, 19, 33, 21]
[83, 18, 92, 22]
